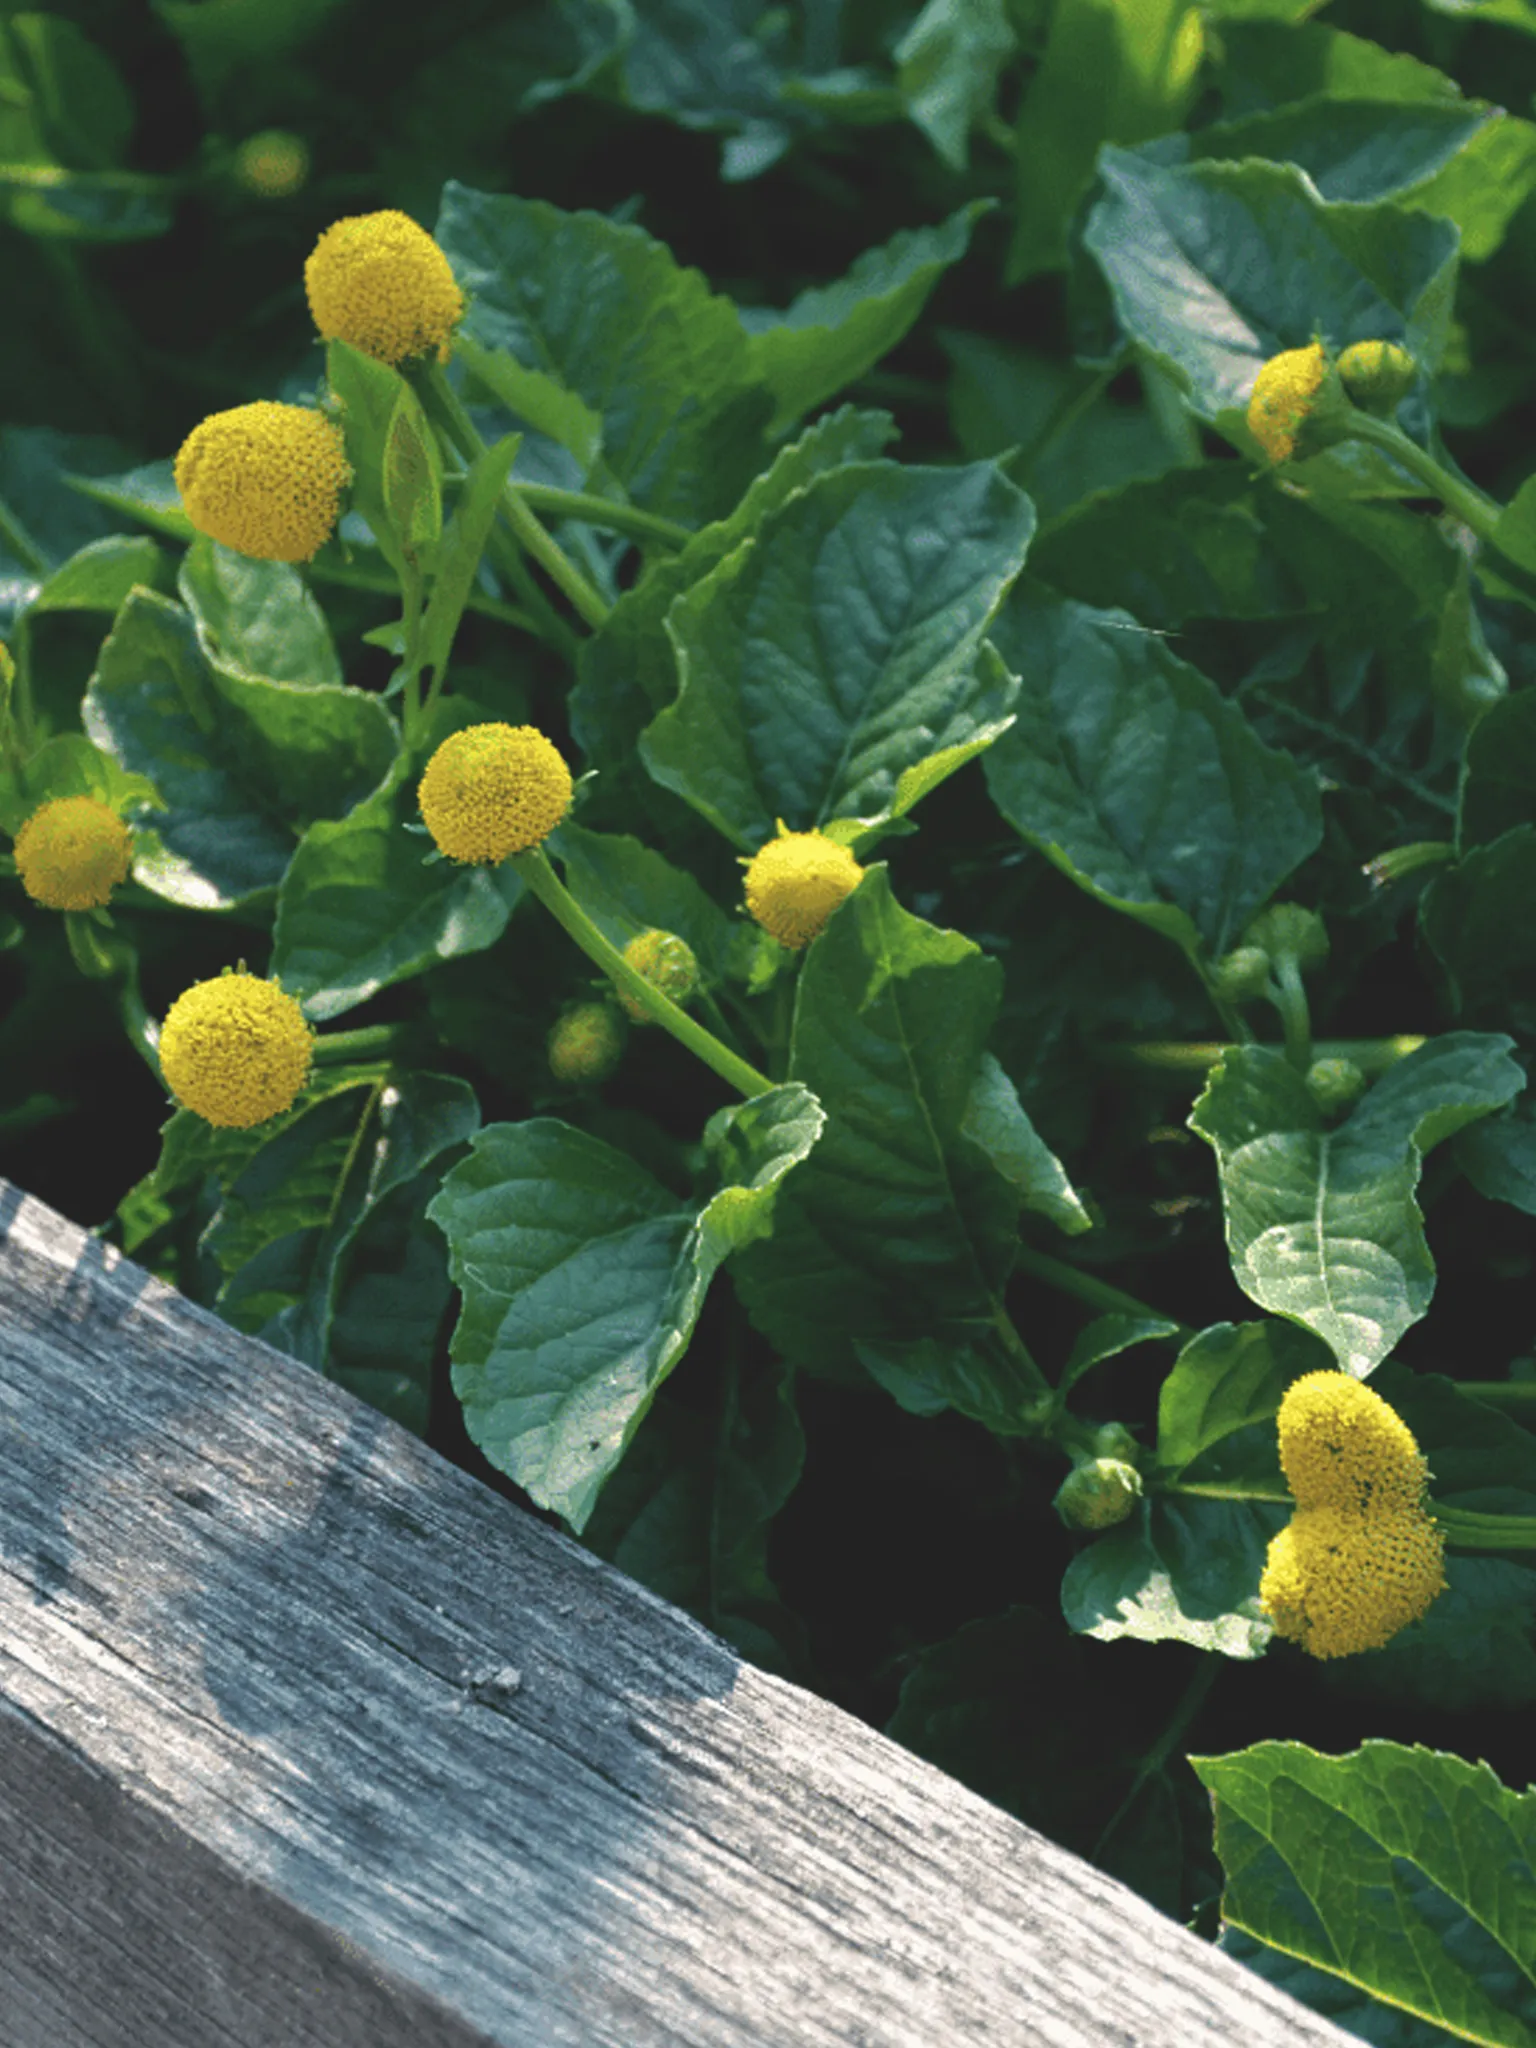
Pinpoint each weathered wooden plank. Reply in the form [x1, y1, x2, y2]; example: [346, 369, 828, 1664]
[0, 1178, 1357, 2048]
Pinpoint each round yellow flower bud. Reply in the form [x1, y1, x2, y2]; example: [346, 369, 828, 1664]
[233, 129, 309, 199]
[1246, 342, 1341, 465]
[1260, 1501, 1447, 1659]
[1278, 1371, 1429, 1516]
[547, 1001, 625, 1085]
[618, 928, 700, 1022]
[1336, 340, 1416, 417]
[13, 795, 132, 911]
[304, 210, 464, 367]
[417, 722, 572, 864]
[174, 402, 351, 563]
[741, 821, 864, 951]
[158, 971, 314, 1129]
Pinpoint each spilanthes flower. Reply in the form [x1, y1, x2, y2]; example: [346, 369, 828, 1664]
[233, 129, 309, 199]
[1277, 1370, 1430, 1516]
[417, 723, 572, 864]
[174, 402, 351, 563]
[740, 821, 864, 951]
[304, 210, 464, 367]
[1259, 1501, 1447, 1660]
[547, 1001, 625, 1084]
[1245, 342, 1349, 465]
[13, 795, 133, 910]
[618, 928, 699, 1023]
[158, 971, 314, 1129]
[1336, 339, 1416, 416]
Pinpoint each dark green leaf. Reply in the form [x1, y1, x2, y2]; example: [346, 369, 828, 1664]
[894, 0, 1015, 169]
[1153, 1319, 1332, 1481]
[1459, 690, 1536, 851]
[742, 202, 994, 436]
[1421, 828, 1536, 1019]
[984, 589, 1322, 955]
[642, 459, 1034, 849]
[1188, 1037, 1524, 1374]
[178, 537, 342, 687]
[549, 820, 740, 989]
[1061, 1493, 1284, 1656]
[29, 534, 166, 614]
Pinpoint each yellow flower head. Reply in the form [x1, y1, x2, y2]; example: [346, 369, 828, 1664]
[174, 402, 351, 563]
[1260, 1501, 1447, 1659]
[1278, 1370, 1430, 1515]
[547, 1001, 625, 1085]
[1246, 342, 1334, 464]
[158, 971, 314, 1129]
[417, 723, 572, 865]
[1336, 339, 1416, 416]
[304, 210, 464, 367]
[233, 129, 309, 199]
[13, 795, 132, 911]
[618, 928, 700, 1023]
[740, 821, 864, 951]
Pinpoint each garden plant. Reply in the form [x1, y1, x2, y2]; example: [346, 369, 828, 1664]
[3, 0, 1536, 2038]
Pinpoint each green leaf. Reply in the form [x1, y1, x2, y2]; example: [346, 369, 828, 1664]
[1459, 690, 1536, 851]
[66, 458, 194, 543]
[1190, 1741, 1536, 2048]
[1153, 1319, 1332, 1482]
[1061, 1494, 1285, 1657]
[959, 1050, 1092, 1237]
[856, 1333, 1044, 1429]
[570, 403, 897, 776]
[29, 533, 166, 614]
[270, 705, 522, 1021]
[1188, 1036, 1525, 1375]
[430, 1083, 822, 1530]
[1058, 1313, 1182, 1399]
[742, 202, 994, 437]
[325, 342, 424, 588]
[0, 729, 161, 839]
[1421, 828, 1536, 1020]
[454, 334, 602, 475]
[416, 429, 521, 695]
[3, 15, 132, 171]
[326, 1166, 462, 1435]
[983, 590, 1322, 955]
[1082, 146, 1459, 433]
[731, 868, 1024, 1379]
[435, 181, 773, 521]
[894, 0, 1015, 169]
[580, 1349, 807, 1673]
[1007, 0, 1204, 284]
[178, 536, 342, 687]
[642, 459, 1034, 849]
[209, 1070, 480, 1431]
[383, 382, 444, 561]
[1456, 1091, 1536, 1217]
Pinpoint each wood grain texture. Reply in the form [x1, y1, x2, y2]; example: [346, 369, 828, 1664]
[0, 1178, 1358, 2048]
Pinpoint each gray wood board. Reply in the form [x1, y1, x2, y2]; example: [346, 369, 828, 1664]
[0, 1179, 1357, 2048]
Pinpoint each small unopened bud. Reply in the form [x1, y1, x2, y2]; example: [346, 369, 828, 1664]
[1055, 1457, 1143, 1531]
[1244, 903, 1329, 972]
[618, 928, 700, 1023]
[1336, 340, 1416, 417]
[1306, 1057, 1366, 1118]
[1211, 945, 1271, 1002]
[547, 1001, 625, 1084]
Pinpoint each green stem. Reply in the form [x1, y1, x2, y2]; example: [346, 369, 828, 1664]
[311, 1023, 425, 1066]
[398, 566, 426, 747]
[515, 848, 774, 1098]
[1091, 1656, 1218, 1865]
[1106, 1035, 1427, 1077]
[1012, 1242, 1191, 1336]
[991, 1304, 1051, 1398]
[1346, 410, 1503, 543]
[1270, 953, 1312, 1073]
[314, 552, 541, 635]
[1166, 1481, 1292, 1504]
[508, 483, 691, 550]
[1433, 1504, 1536, 1551]
[416, 362, 611, 631]
[1460, 1379, 1536, 1407]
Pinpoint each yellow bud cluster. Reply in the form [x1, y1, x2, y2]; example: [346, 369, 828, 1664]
[13, 795, 132, 910]
[234, 130, 309, 199]
[158, 971, 314, 1129]
[618, 928, 699, 1022]
[1260, 1373, 1446, 1659]
[305, 210, 464, 367]
[174, 402, 351, 563]
[417, 723, 572, 865]
[740, 821, 864, 951]
[1246, 342, 1330, 465]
